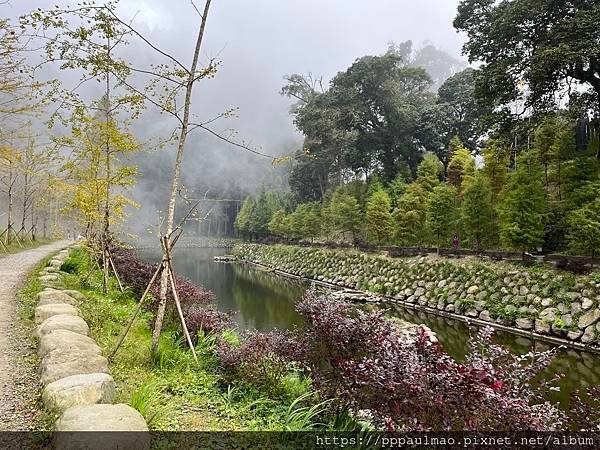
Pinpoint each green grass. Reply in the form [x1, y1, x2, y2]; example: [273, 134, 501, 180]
[57, 247, 326, 431]
[0, 238, 54, 256]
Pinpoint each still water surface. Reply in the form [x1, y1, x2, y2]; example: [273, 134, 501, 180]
[138, 247, 600, 409]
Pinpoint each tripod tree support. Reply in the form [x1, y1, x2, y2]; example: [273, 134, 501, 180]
[109, 230, 195, 362]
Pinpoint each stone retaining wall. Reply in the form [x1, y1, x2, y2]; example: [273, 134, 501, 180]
[232, 244, 600, 350]
[33, 247, 149, 437]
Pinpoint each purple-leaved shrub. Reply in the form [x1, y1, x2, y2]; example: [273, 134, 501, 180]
[185, 304, 231, 339]
[295, 289, 565, 431]
[217, 330, 307, 389]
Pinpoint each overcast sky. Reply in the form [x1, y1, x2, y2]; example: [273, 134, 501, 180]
[7, 0, 466, 152]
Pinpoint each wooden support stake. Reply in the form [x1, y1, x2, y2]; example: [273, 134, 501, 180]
[108, 251, 124, 293]
[110, 229, 187, 360]
[164, 240, 198, 362]
[109, 263, 163, 360]
[10, 227, 23, 248]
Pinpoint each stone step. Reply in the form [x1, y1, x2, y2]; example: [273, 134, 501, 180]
[42, 373, 115, 413]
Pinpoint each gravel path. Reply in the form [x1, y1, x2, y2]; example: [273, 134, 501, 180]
[0, 241, 70, 431]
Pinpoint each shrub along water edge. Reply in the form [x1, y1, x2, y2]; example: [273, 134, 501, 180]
[59, 245, 598, 431]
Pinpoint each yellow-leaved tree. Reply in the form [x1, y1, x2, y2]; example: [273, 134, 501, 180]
[57, 111, 139, 252]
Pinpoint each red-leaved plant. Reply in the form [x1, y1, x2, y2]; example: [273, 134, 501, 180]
[295, 288, 565, 431]
[217, 330, 307, 389]
[184, 304, 231, 340]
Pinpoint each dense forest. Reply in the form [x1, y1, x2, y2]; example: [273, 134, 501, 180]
[236, 3, 600, 258]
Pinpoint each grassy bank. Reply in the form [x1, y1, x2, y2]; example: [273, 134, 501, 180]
[1, 238, 54, 256]
[54, 248, 319, 431]
[20, 245, 592, 433]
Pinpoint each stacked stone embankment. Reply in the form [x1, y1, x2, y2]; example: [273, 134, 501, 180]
[33, 247, 148, 435]
[233, 244, 600, 349]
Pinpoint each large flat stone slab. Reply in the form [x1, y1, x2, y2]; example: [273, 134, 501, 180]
[48, 259, 64, 269]
[38, 329, 101, 358]
[55, 404, 149, 434]
[37, 290, 80, 307]
[39, 274, 62, 285]
[42, 373, 115, 413]
[36, 315, 89, 338]
[40, 349, 109, 385]
[34, 304, 81, 324]
[60, 290, 87, 302]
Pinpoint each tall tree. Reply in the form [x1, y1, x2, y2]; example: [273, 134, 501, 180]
[0, 19, 40, 121]
[330, 48, 435, 181]
[497, 152, 547, 257]
[427, 184, 458, 252]
[482, 139, 509, 199]
[282, 76, 352, 202]
[268, 209, 290, 239]
[567, 198, 600, 259]
[289, 202, 321, 241]
[415, 154, 443, 191]
[437, 68, 488, 152]
[235, 197, 256, 239]
[23, 0, 260, 352]
[56, 112, 138, 241]
[366, 188, 393, 245]
[462, 172, 495, 251]
[455, 0, 600, 158]
[326, 189, 362, 242]
[0, 143, 20, 245]
[446, 138, 476, 194]
[410, 42, 466, 89]
[393, 183, 429, 246]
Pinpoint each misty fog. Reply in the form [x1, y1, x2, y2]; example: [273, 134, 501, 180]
[3, 0, 466, 237]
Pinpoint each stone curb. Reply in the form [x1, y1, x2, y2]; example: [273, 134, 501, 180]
[33, 246, 149, 432]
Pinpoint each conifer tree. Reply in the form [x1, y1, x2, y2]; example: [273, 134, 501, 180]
[393, 183, 429, 246]
[366, 189, 393, 245]
[268, 209, 290, 238]
[567, 199, 600, 259]
[235, 197, 256, 238]
[497, 152, 547, 257]
[427, 184, 458, 252]
[482, 139, 509, 200]
[328, 190, 362, 242]
[416, 154, 443, 191]
[462, 172, 495, 251]
[447, 138, 475, 194]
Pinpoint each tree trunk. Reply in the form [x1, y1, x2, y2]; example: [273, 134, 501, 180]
[102, 49, 112, 295]
[151, 0, 213, 354]
[557, 159, 562, 202]
[6, 161, 14, 245]
[21, 169, 29, 234]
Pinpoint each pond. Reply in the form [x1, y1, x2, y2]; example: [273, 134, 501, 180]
[137, 247, 600, 410]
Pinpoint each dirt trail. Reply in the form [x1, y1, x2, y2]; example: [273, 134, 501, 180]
[0, 241, 70, 430]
